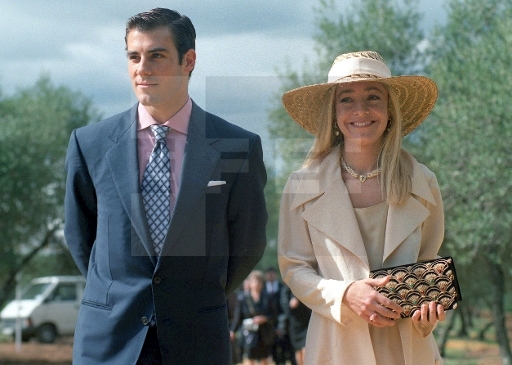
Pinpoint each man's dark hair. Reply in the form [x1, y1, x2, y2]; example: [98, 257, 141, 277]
[125, 8, 196, 64]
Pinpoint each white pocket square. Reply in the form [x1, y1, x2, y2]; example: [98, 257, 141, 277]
[207, 180, 226, 187]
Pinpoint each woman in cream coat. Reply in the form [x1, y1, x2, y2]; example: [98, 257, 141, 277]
[278, 51, 446, 365]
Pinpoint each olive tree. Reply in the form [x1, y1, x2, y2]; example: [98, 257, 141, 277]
[416, 1, 512, 362]
[0, 76, 99, 307]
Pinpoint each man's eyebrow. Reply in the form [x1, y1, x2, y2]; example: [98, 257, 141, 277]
[147, 47, 170, 53]
[126, 47, 170, 56]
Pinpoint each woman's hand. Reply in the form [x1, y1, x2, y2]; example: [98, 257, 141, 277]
[411, 301, 445, 328]
[252, 315, 268, 325]
[343, 276, 402, 327]
[289, 297, 299, 309]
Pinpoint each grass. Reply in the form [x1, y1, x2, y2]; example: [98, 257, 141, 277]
[443, 339, 500, 364]
[435, 310, 507, 364]
[0, 333, 13, 343]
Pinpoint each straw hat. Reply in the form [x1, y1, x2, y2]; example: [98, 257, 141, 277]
[282, 51, 438, 136]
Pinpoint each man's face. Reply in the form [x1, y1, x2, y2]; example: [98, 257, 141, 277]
[266, 271, 277, 282]
[126, 26, 195, 115]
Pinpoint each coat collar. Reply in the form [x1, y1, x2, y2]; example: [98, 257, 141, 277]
[105, 102, 221, 260]
[289, 145, 437, 269]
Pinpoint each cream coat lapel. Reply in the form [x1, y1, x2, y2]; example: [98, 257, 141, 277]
[288, 147, 439, 270]
[290, 146, 369, 268]
[383, 154, 437, 263]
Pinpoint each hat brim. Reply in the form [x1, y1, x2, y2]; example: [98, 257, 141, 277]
[282, 75, 438, 136]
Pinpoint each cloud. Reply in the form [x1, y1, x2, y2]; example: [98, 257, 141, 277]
[2, 0, 447, 157]
[1, 1, 315, 104]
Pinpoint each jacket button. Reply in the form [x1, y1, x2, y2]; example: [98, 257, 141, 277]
[141, 317, 149, 326]
[153, 276, 162, 285]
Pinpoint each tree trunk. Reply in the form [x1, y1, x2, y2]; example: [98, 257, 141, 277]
[0, 225, 59, 308]
[457, 305, 470, 337]
[487, 259, 512, 365]
[438, 308, 456, 357]
[478, 320, 494, 341]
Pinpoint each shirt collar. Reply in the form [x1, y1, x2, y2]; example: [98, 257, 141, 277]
[137, 98, 192, 134]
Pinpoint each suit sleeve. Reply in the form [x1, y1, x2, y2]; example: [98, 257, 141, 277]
[224, 134, 267, 295]
[64, 129, 97, 277]
[229, 294, 243, 332]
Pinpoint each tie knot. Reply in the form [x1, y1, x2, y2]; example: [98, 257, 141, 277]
[151, 125, 170, 142]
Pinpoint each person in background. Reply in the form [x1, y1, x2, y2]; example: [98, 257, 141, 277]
[278, 51, 445, 365]
[64, 8, 267, 365]
[232, 270, 274, 365]
[280, 285, 311, 365]
[264, 267, 295, 365]
[264, 267, 281, 299]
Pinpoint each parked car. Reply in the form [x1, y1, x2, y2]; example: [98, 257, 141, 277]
[0, 276, 85, 343]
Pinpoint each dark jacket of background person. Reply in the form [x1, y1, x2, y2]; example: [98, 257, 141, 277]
[231, 282, 274, 362]
[280, 285, 311, 352]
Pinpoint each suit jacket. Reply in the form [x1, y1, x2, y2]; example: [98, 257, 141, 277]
[64, 101, 267, 364]
[278, 145, 444, 365]
[264, 280, 284, 319]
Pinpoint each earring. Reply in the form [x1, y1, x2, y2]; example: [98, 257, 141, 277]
[333, 122, 340, 137]
[386, 119, 391, 133]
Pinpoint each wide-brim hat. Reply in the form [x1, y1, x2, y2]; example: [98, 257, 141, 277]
[282, 51, 438, 136]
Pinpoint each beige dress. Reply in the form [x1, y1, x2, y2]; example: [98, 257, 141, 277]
[354, 202, 405, 365]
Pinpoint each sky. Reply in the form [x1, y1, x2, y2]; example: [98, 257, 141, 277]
[1, 0, 446, 160]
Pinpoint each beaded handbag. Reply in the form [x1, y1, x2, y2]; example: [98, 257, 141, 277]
[369, 257, 462, 318]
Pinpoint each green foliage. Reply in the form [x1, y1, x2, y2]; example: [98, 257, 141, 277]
[314, 0, 424, 74]
[257, 166, 281, 273]
[0, 76, 99, 301]
[267, 66, 317, 178]
[406, 0, 512, 359]
[417, 0, 512, 267]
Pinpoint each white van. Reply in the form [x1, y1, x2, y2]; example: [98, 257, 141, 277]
[0, 275, 85, 343]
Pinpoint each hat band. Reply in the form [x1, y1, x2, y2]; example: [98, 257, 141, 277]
[327, 58, 391, 83]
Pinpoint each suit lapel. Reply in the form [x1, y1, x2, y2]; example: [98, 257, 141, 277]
[105, 102, 223, 260]
[161, 102, 220, 255]
[105, 105, 156, 263]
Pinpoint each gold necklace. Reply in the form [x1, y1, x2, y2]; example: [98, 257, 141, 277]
[340, 155, 381, 183]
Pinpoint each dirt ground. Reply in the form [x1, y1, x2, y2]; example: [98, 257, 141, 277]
[446, 338, 502, 365]
[0, 336, 506, 364]
[0, 336, 72, 365]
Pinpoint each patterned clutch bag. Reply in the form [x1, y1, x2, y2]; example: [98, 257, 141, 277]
[369, 257, 462, 318]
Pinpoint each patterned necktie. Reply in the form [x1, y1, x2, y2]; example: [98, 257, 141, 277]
[142, 125, 171, 255]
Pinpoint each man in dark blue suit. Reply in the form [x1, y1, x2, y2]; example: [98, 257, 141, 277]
[64, 8, 267, 364]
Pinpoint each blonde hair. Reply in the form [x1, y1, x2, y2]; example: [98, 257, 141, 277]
[304, 84, 412, 205]
[303, 86, 338, 162]
[248, 270, 265, 285]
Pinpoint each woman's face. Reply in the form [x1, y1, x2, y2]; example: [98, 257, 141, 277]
[335, 81, 389, 149]
[249, 276, 263, 293]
